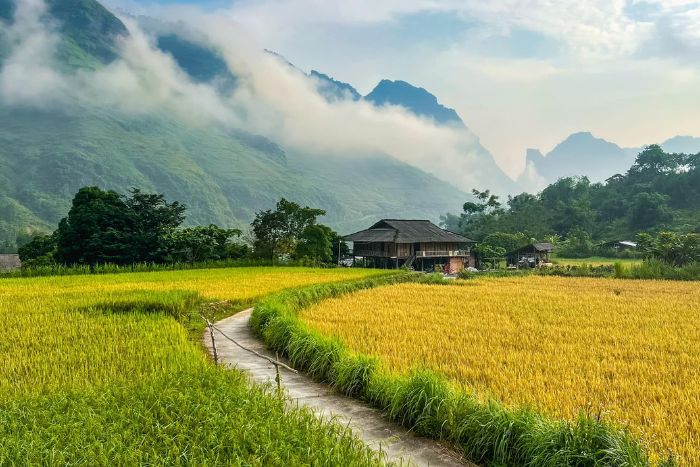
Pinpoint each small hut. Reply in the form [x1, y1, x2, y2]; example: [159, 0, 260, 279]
[0, 254, 21, 271]
[505, 243, 554, 269]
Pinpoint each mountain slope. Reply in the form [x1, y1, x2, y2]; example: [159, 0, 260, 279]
[518, 132, 700, 192]
[365, 79, 463, 126]
[661, 136, 700, 155]
[309, 70, 361, 102]
[0, 0, 127, 69]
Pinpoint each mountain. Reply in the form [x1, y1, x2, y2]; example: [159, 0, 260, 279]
[365, 79, 463, 126]
[518, 132, 700, 192]
[309, 70, 361, 102]
[661, 136, 700, 155]
[0, 0, 473, 242]
[518, 132, 637, 190]
[0, 0, 127, 69]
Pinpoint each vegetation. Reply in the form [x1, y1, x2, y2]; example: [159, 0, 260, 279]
[251, 197, 346, 264]
[18, 187, 247, 267]
[250, 276, 659, 466]
[442, 145, 700, 247]
[0, 267, 390, 463]
[17, 188, 342, 268]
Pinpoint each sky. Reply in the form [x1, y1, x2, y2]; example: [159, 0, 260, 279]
[107, 0, 700, 179]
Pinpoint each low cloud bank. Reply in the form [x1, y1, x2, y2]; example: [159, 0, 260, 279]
[0, 0, 514, 193]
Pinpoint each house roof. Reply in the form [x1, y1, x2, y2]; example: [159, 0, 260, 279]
[344, 219, 473, 243]
[600, 240, 638, 248]
[506, 242, 555, 256]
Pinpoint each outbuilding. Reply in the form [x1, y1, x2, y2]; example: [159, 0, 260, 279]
[0, 254, 21, 271]
[505, 243, 554, 269]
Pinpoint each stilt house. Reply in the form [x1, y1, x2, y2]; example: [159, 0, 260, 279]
[344, 219, 475, 273]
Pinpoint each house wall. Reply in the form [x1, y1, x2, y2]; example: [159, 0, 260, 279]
[353, 242, 397, 257]
[0, 254, 21, 271]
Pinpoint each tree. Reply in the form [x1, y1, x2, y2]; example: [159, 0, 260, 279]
[481, 232, 529, 254]
[18, 233, 57, 266]
[54, 187, 132, 266]
[165, 225, 244, 263]
[557, 228, 594, 258]
[295, 224, 333, 263]
[630, 192, 671, 229]
[54, 187, 188, 266]
[251, 199, 326, 260]
[123, 188, 186, 263]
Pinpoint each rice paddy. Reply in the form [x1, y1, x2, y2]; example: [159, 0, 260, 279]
[0, 266, 388, 463]
[299, 276, 700, 464]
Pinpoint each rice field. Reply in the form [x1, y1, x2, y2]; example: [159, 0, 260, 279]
[300, 276, 700, 464]
[0, 266, 388, 463]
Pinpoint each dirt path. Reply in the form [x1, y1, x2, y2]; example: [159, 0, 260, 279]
[204, 308, 469, 467]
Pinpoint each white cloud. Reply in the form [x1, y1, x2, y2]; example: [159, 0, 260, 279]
[1, 0, 516, 194]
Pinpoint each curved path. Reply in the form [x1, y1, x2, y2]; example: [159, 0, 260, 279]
[204, 308, 470, 467]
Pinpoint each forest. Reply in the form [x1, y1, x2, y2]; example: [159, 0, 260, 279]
[442, 145, 700, 257]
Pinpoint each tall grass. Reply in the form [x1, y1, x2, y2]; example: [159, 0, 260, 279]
[250, 275, 663, 466]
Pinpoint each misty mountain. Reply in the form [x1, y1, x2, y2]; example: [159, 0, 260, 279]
[365, 79, 463, 126]
[0, 0, 126, 68]
[309, 70, 361, 102]
[518, 132, 700, 191]
[0, 0, 474, 240]
[661, 136, 700, 155]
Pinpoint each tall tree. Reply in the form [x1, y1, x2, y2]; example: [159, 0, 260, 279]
[54, 187, 132, 266]
[251, 198, 326, 260]
[124, 188, 186, 263]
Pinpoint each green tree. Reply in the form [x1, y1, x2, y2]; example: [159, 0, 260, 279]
[54, 187, 132, 266]
[165, 225, 244, 263]
[18, 234, 57, 266]
[295, 224, 333, 263]
[557, 228, 594, 258]
[251, 199, 326, 260]
[123, 188, 186, 263]
[630, 192, 671, 229]
[481, 232, 529, 254]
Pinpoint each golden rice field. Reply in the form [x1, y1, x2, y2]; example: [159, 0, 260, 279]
[300, 276, 700, 464]
[0, 267, 384, 395]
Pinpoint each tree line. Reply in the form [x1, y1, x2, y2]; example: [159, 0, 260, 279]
[442, 145, 700, 261]
[19, 187, 346, 267]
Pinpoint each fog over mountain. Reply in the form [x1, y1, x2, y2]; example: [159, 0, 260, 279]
[0, 0, 519, 241]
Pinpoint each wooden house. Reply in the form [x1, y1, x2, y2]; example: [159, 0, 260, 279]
[505, 243, 554, 269]
[344, 219, 474, 273]
[0, 254, 21, 271]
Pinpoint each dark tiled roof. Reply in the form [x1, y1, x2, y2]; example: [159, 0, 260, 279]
[344, 219, 472, 243]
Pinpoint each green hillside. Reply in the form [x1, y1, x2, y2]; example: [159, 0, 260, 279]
[0, 105, 466, 241]
[0, 0, 470, 243]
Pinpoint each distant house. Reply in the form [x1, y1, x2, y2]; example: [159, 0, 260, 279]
[344, 219, 475, 273]
[600, 240, 638, 252]
[0, 254, 21, 271]
[505, 243, 554, 269]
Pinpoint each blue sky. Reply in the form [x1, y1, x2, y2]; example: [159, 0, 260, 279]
[114, 0, 700, 176]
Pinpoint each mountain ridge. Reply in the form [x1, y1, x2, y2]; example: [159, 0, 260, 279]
[519, 131, 700, 191]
